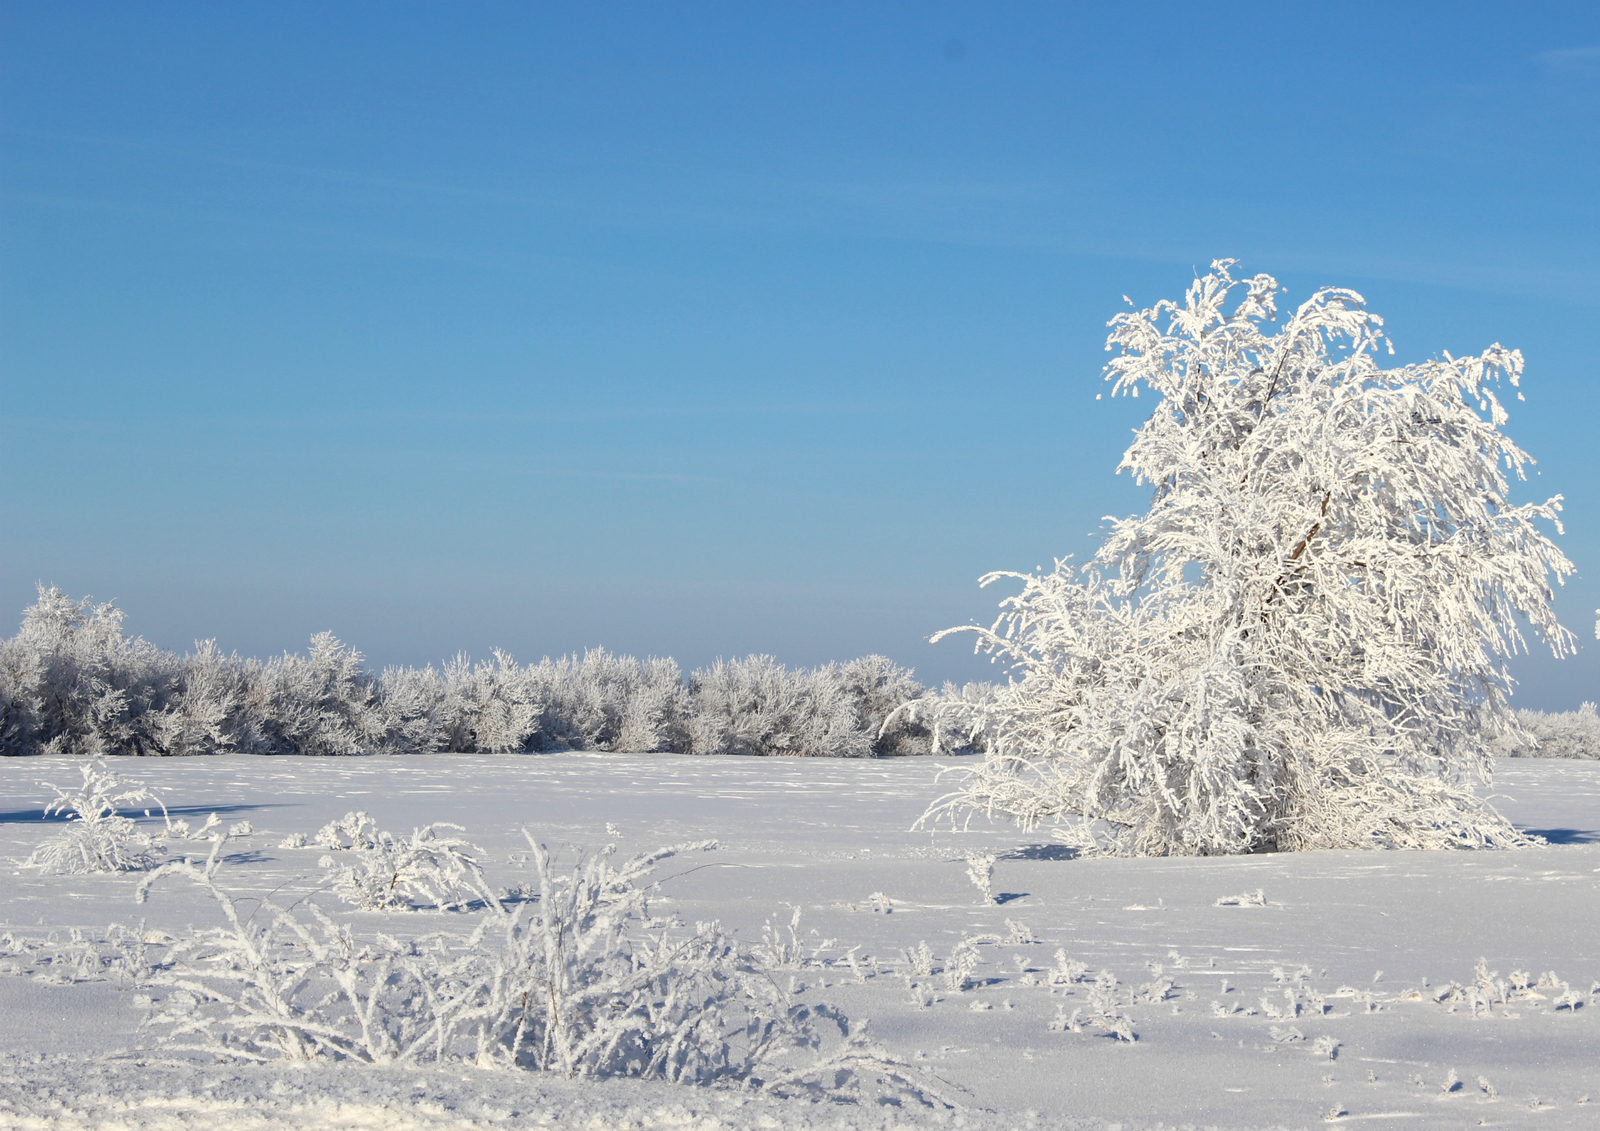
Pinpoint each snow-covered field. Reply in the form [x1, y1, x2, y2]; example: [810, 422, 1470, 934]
[2, 753, 1597, 1130]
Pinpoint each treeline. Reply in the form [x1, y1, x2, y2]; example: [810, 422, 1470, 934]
[0, 587, 991, 759]
[1497, 702, 1600, 760]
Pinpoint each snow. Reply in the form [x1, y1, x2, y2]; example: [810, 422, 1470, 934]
[2, 752, 1597, 1129]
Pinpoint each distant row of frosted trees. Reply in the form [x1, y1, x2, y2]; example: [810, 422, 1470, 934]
[1, 585, 1588, 762]
[0, 587, 992, 759]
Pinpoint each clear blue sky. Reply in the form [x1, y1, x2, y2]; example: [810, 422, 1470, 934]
[3, 2, 1597, 707]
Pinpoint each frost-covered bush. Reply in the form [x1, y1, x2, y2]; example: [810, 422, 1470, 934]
[314, 810, 498, 911]
[886, 680, 995, 756]
[932, 261, 1576, 855]
[0, 587, 182, 758]
[128, 834, 945, 1104]
[525, 649, 690, 753]
[686, 655, 872, 757]
[371, 652, 536, 756]
[147, 640, 260, 757]
[25, 758, 167, 874]
[1498, 703, 1600, 759]
[247, 632, 387, 756]
[833, 655, 935, 756]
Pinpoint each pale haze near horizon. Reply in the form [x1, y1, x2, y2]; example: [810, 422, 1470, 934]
[2, 2, 1597, 709]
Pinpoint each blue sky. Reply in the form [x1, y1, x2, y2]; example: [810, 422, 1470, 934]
[3, 2, 1597, 707]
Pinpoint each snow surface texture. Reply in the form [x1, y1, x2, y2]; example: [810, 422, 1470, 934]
[2, 753, 1598, 1130]
[0, 587, 963, 759]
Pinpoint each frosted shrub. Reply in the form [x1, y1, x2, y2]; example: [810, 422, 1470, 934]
[433, 651, 540, 753]
[885, 681, 995, 756]
[944, 937, 983, 991]
[1049, 949, 1089, 987]
[1052, 969, 1136, 1041]
[901, 941, 937, 978]
[832, 655, 934, 756]
[251, 633, 387, 756]
[526, 650, 689, 752]
[930, 261, 1575, 854]
[687, 655, 871, 757]
[315, 811, 499, 912]
[0, 587, 182, 758]
[964, 853, 997, 904]
[128, 835, 945, 1105]
[148, 640, 260, 757]
[1499, 703, 1600, 759]
[26, 759, 167, 874]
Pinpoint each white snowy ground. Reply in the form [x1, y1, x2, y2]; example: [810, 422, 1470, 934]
[1, 753, 1597, 1131]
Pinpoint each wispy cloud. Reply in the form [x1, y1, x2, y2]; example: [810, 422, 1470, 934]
[1539, 44, 1600, 74]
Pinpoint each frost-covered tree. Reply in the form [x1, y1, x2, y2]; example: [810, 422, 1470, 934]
[933, 261, 1575, 855]
[253, 632, 387, 756]
[0, 587, 180, 758]
[834, 655, 935, 756]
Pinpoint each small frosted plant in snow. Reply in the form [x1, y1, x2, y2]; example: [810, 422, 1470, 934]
[165, 812, 223, 840]
[900, 941, 936, 978]
[1441, 1068, 1462, 1094]
[1312, 1035, 1340, 1060]
[1134, 976, 1174, 1004]
[124, 832, 955, 1105]
[315, 812, 498, 912]
[902, 976, 937, 1011]
[26, 759, 168, 874]
[1216, 889, 1267, 907]
[1049, 949, 1088, 988]
[1477, 1076, 1498, 1100]
[964, 853, 996, 904]
[0, 926, 114, 984]
[1055, 970, 1136, 1042]
[1553, 983, 1584, 1010]
[945, 937, 982, 991]
[314, 810, 379, 851]
[1004, 918, 1034, 945]
[757, 905, 807, 969]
